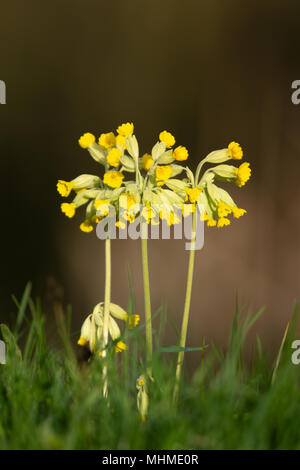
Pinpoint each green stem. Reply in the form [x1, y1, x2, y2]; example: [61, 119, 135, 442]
[102, 236, 111, 396]
[141, 230, 153, 377]
[173, 208, 197, 403]
[195, 160, 205, 186]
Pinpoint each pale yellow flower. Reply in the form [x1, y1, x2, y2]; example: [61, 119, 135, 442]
[94, 199, 110, 216]
[57, 180, 74, 197]
[155, 165, 173, 186]
[142, 153, 154, 170]
[207, 218, 217, 227]
[235, 162, 251, 187]
[103, 171, 124, 188]
[186, 187, 201, 203]
[217, 217, 231, 228]
[116, 122, 134, 137]
[173, 145, 188, 161]
[116, 134, 127, 149]
[107, 148, 122, 167]
[159, 130, 175, 148]
[228, 141, 243, 160]
[78, 132, 95, 149]
[115, 341, 127, 353]
[61, 203, 76, 218]
[98, 132, 116, 149]
[232, 207, 247, 218]
[80, 221, 93, 232]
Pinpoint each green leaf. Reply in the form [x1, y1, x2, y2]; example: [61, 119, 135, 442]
[14, 282, 32, 335]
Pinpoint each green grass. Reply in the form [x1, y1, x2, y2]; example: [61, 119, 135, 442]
[0, 283, 300, 450]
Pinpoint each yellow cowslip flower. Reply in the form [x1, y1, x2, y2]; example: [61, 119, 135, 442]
[218, 201, 232, 218]
[75, 188, 87, 194]
[141, 205, 156, 224]
[78, 132, 95, 149]
[117, 122, 134, 137]
[116, 134, 127, 149]
[207, 218, 217, 227]
[61, 203, 76, 218]
[186, 187, 202, 203]
[103, 171, 124, 188]
[217, 217, 231, 228]
[200, 211, 209, 222]
[235, 162, 251, 187]
[232, 207, 247, 218]
[78, 337, 87, 346]
[160, 208, 180, 226]
[173, 145, 189, 161]
[116, 220, 126, 229]
[107, 147, 122, 167]
[166, 211, 180, 226]
[137, 376, 145, 388]
[155, 165, 173, 186]
[181, 204, 195, 217]
[119, 193, 136, 210]
[142, 153, 154, 170]
[125, 214, 135, 223]
[115, 341, 127, 353]
[57, 180, 74, 197]
[94, 199, 110, 216]
[127, 314, 140, 329]
[98, 132, 116, 149]
[228, 141, 243, 160]
[77, 314, 95, 350]
[80, 220, 93, 232]
[159, 130, 175, 148]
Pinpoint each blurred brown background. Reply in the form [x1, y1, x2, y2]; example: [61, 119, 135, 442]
[1, 0, 299, 365]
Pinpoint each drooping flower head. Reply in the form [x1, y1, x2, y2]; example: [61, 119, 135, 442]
[183, 141, 250, 228]
[77, 302, 140, 355]
[58, 123, 248, 235]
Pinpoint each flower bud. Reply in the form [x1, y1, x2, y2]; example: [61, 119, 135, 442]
[204, 149, 230, 165]
[152, 141, 166, 161]
[109, 303, 128, 321]
[87, 143, 106, 164]
[72, 174, 101, 190]
[126, 135, 139, 160]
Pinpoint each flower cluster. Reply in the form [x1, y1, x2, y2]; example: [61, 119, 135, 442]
[78, 302, 139, 355]
[184, 141, 251, 228]
[57, 125, 250, 232]
[57, 123, 194, 231]
[57, 122, 251, 358]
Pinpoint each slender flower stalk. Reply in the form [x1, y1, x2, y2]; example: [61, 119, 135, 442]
[101, 236, 111, 397]
[141, 229, 153, 377]
[173, 208, 197, 403]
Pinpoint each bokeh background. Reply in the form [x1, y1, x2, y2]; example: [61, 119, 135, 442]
[1, 0, 300, 369]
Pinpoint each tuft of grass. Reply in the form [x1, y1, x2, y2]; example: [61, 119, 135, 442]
[0, 284, 300, 450]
